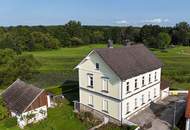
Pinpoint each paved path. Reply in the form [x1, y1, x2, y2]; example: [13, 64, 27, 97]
[129, 95, 186, 130]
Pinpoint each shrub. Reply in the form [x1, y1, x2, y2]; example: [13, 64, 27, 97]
[0, 97, 9, 120]
[4, 117, 17, 128]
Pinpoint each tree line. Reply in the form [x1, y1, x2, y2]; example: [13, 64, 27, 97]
[0, 21, 190, 53]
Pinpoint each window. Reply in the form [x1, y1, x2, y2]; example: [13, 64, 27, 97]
[142, 95, 145, 105]
[135, 79, 138, 90]
[154, 72, 157, 81]
[88, 95, 93, 107]
[87, 74, 93, 87]
[149, 74, 151, 84]
[154, 88, 156, 97]
[134, 98, 138, 109]
[126, 82, 130, 93]
[142, 76, 145, 87]
[96, 63, 99, 70]
[126, 102, 130, 114]
[102, 78, 109, 92]
[148, 91, 151, 101]
[102, 100, 108, 113]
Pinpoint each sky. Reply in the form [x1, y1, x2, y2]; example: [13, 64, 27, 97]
[0, 0, 189, 27]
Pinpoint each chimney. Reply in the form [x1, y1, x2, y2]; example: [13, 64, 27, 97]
[108, 39, 113, 48]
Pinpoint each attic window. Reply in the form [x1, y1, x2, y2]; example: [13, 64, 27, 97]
[96, 63, 99, 70]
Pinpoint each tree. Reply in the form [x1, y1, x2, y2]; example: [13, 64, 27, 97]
[0, 49, 40, 86]
[173, 22, 190, 45]
[157, 32, 171, 49]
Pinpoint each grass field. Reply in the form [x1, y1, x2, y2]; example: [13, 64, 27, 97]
[25, 44, 190, 90]
[0, 99, 89, 130]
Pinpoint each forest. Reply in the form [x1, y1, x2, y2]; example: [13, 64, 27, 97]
[0, 20, 190, 53]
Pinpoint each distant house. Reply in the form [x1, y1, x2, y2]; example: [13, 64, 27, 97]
[160, 80, 170, 99]
[2, 79, 51, 128]
[75, 44, 164, 124]
[186, 91, 190, 130]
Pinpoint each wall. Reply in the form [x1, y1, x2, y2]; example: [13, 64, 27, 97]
[121, 68, 161, 119]
[78, 51, 122, 100]
[12, 106, 47, 129]
[161, 87, 169, 100]
[186, 118, 190, 130]
[25, 91, 48, 112]
[80, 89, 121, 120]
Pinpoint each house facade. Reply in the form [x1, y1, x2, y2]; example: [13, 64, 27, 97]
[2, 79, 51, 128]
[76, 44, 163, 123]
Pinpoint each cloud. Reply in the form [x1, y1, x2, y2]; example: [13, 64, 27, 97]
[115, 20, 127, 24]
[143, 18, 169, 24]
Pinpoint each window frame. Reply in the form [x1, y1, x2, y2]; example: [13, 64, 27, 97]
[102, 99, 108, 113]
[126, 82, 130, 94]
[87, 74, 93, 88]
[88, 95, 93, 107]
[134, 79, 138, 90]
[102, 77, 109, 93]
[126, 102, 130, 114]
[96, 63, 100, 70]
[142, 76, 145, 87]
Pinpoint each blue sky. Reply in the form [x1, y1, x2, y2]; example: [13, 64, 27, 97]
[0, 0, 189, 26]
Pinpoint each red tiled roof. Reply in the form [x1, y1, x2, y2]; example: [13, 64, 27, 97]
[186, 90, 190, 118]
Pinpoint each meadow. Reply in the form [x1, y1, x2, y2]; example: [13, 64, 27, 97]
[25, 44, 190, 90]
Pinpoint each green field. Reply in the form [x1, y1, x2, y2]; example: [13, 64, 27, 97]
[25, 44, 190, 90]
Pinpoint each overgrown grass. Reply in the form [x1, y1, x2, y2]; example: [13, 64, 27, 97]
[25, 44, 190, 89]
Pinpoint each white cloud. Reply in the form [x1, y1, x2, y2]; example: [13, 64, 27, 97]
[115, 20, 127, 24]
[143, 18, 169, 24]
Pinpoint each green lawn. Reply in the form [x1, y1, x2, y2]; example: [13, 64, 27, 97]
[0, 99, 89, 130]
[25, 44, 190, 90]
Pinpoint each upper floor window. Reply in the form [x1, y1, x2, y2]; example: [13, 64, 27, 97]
[142, 76, 145, 87]
[154, 72, 157, 81]
[126, 102, 130, 114]
[126, 82, 130, 94]
[134, 98, 138, 109]
[102, 78, 109, 93]
[96, 63, 99, 70]
[142, 94, 145, 105]
[87, 74, 93, 88]
[88, 95, 93, 107]
[149, 74, 151, 84]
[135, 79, 138, 90]
[102, 100, 108, 113]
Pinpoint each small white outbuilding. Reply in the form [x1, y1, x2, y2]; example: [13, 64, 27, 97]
[2, 79, 51, 128]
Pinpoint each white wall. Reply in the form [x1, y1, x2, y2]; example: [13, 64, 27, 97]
[78, 51, 122, 99]
[121, 83, 160, 119]
[12, 106, 47, 129]
[80, 89, 121, 120]
[186, 118, 190, 130]
[121, 68, 161, 119]
[161, 88, 169, 100]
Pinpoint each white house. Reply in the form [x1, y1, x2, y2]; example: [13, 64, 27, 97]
[2, 79, 51, 128]
[75, 44, 163, 124]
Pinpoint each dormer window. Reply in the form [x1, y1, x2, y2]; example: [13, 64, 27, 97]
[96, 63, 99, 70]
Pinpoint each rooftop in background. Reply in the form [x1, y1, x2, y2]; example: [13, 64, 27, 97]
[186, 91, 190, 118]
[94, 44, 163, 80]
[2, 79, 44, 114]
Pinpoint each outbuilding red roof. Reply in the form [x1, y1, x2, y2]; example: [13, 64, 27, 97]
[185, 90, 190, 118]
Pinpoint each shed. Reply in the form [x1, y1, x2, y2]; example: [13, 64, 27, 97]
[2, 79, 51, 128]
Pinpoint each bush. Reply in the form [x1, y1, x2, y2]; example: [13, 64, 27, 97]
[0, 97, 9, 120]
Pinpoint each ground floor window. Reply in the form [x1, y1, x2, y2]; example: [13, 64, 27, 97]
[134, 98, 138, 109]
[88, 95, 93, 106]
[102, 100, 108, 113]
[126, 102, 130, 114]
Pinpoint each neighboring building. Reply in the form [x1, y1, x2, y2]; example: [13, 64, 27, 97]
[186, 91, 190, 130]
[160, 80, 170, 100]
[75, 44, 163, 124]
[2, 79, 51, 128]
